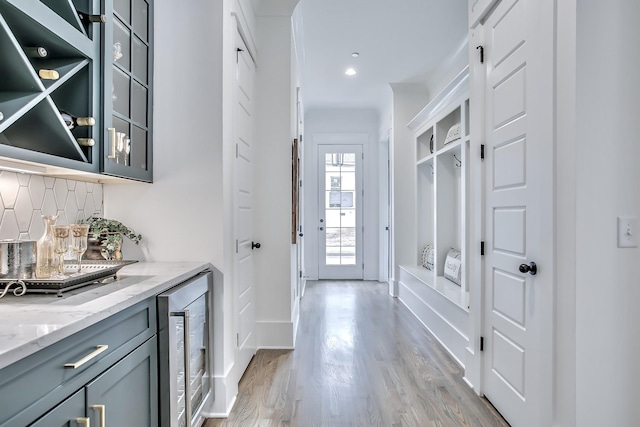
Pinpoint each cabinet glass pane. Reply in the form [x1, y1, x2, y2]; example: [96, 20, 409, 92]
[132, 80, 147, 126]
[112, 67, 130, 116]
[112, 116, 131, 165]
[131, 125, 147, 170]
[113, 18, 131, 71]
[132, 36, 148, 84]
[114, 0, 131, 22]
[133, 0, 149, 41]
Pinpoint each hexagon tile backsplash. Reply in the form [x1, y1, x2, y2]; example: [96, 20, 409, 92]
[0, 171, 103, 241]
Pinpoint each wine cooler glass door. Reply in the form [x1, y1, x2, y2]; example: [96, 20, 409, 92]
[167, 292, 210, 427]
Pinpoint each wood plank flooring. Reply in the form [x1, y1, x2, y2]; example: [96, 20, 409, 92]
[205, 280, 509, 427]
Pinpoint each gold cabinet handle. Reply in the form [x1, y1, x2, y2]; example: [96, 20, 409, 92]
[107, 128, 116, 158]
[76, 418, 90, 427]
[64, 345, 108, 369]
[92, 404, 106, 427]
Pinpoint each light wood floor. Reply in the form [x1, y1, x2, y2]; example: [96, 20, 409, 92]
[205, 280, 509, 427]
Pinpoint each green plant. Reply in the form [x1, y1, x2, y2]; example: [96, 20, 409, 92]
[81, 216, 142, 259]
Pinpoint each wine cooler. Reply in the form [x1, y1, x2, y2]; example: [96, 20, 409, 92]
[158, 271, 213, 427]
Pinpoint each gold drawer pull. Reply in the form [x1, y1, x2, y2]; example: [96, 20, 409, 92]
[76, 417, 90, 426]
[64, 345, 108, 369]
[92, 405, 106, 427]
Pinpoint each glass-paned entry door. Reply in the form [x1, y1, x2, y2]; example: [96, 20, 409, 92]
[318, 145, 363, 279]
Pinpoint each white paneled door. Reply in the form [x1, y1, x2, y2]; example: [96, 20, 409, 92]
[481, 0, 554, 426]
[318, 145, 363, 280]
[234, 30, 256, 375]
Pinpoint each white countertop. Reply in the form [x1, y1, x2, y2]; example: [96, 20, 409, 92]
[0, 261, 213, 370]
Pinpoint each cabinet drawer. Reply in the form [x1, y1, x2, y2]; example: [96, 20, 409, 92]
[0, 298, 156, 427]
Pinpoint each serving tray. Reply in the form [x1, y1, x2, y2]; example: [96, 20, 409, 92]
[0, 260, 138, 298]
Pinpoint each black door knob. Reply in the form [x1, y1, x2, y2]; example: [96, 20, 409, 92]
[519, 262, 537, 275]
[252, 242, 261, 250]
[299, 233, 303, 237]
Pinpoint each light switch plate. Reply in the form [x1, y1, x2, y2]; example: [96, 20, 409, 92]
[617, 216, 638, 248]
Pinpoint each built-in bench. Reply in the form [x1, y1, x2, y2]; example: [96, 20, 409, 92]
[397, 265, 469, 367]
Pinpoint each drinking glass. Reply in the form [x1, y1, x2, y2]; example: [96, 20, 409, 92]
[70, 224, 89, 274]
[52, 225, 70, 278]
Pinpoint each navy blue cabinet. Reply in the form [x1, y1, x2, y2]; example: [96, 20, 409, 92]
[101, 0, 153, 181]
[0, 298, 158, 427]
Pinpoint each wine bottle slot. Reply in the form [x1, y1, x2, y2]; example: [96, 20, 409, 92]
[76, 138, 95, 147]
[24, 47, 48, 58]
[78, 13, 106, 24]
[60, 111, 95, 130]
[38, 69, 59, 80]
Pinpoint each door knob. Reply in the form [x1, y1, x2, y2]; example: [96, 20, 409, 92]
[319, 227, 324, 231]
[299, 233, 303, 237]
[320, 219, 324, 223]
[252, 242, 261, 250]
[519, 262, 537, 275]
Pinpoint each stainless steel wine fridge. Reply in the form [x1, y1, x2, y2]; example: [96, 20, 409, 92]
[158, 271, 213, 427]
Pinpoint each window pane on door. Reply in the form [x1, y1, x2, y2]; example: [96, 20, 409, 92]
[324, 152, 357, 265]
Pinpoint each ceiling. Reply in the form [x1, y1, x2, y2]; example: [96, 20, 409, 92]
[293, 0, 468, 115]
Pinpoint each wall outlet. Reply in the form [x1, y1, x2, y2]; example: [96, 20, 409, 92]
[617, 216, 638, 248]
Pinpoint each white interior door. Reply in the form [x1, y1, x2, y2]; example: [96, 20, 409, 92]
[318, 144, 363, 279]
[481, 0, 554, 426]
[234, 30, 256, 374]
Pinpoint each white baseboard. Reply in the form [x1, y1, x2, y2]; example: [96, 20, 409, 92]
[202, 363, 238, 417]
[389, 278, 399, 297]
[256, 320, 296, 349]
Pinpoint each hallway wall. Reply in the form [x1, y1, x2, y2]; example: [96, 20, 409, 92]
[574, 1, 640, 424]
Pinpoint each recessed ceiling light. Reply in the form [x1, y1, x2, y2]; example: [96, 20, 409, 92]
[351, 52, 359, 58]
[345, 68, 357, 76]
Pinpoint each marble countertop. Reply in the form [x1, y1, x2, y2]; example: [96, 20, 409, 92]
[0, 261, 213, 370]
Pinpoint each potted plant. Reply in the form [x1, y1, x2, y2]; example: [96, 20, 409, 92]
[81, 216, 142, 261]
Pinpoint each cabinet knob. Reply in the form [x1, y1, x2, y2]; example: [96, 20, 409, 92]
[519, 262, 537, 275]
[252, 242, 261, 250]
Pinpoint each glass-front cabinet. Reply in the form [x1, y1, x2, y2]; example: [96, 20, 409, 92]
[102, 0, 153, 181]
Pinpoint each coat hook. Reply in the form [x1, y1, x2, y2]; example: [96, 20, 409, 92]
[454, 154, 462, 168]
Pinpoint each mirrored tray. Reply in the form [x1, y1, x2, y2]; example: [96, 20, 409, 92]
[0, 260, 138, 298]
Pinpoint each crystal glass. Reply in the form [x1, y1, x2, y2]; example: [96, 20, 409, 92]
[36, 215, 58, 279]
[70, 224, 89, 274]
[52, 225, 70, 278]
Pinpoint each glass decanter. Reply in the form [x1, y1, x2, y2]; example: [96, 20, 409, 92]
[36, 215, 58, 279]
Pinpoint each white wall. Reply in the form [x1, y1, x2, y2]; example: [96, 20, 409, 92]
[303, 109, 380, 280]
[572, 1, 640, 424]
[389, 84, 429, 294]
[554, 1, 576, 425]
[253, 13, 299, 349]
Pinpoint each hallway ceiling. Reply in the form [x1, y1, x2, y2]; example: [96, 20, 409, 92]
[294, 0, 468, 115]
